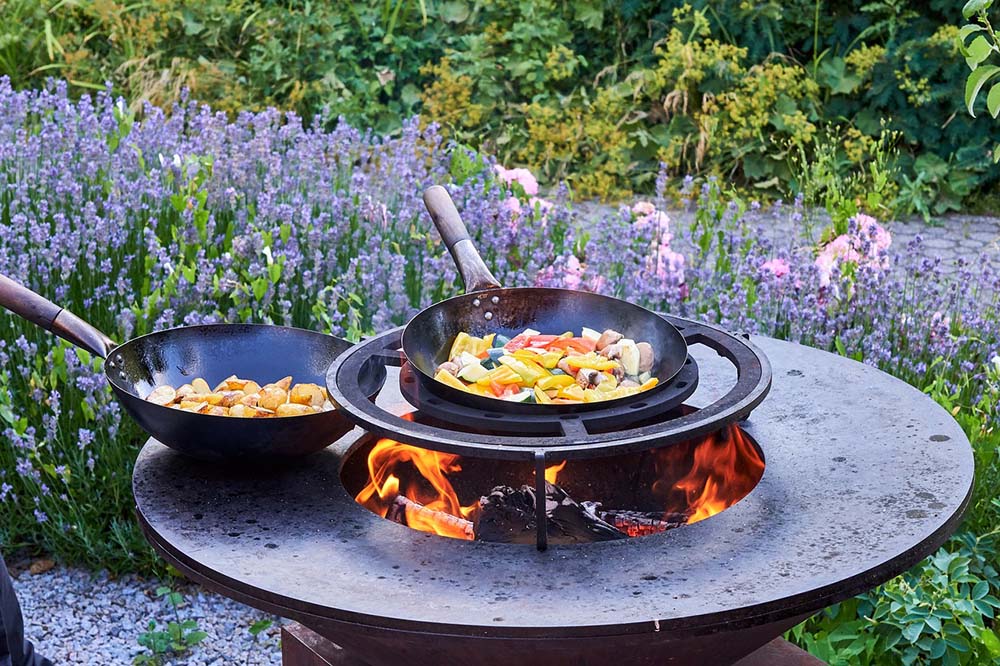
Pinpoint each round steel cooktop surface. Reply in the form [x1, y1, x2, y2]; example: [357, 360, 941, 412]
[132, 335, 973, 638]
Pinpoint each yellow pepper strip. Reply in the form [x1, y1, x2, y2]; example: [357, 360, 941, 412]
[583, 388, 603, 402]
[533, 385, 552, 404]
[640, 377, 659, 391]
[537, 374, 575, 390]
[537, 351, 564, 369]
[511, 349, 540, 361]
[474, 333, 496, 357]
[565, 354, 620, 371]
[497, 356, 547, 386]
[435, 369, 469, 392]
[597, 379, 617, 392]
[558, 384, 585, 401]
[448, 332, 473, 360]
[463, 382, 492, 397]
[449, 332, 496, 360]
[475, 366, 521, 386]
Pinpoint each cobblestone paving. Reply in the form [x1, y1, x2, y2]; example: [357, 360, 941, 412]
[576, 201, 1000, 278]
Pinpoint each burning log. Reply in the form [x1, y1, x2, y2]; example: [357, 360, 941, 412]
[388, 495, 475, 541]
[476, 483, 628, 544]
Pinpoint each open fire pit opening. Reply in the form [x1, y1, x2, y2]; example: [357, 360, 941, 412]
[342, 422, 765, 545]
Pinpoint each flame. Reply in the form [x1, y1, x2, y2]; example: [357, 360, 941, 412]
[670, 425, 764, 523]
[355, 423, 763, 541]
[355, 438, 480, 538]
[544, 460, 567, 484]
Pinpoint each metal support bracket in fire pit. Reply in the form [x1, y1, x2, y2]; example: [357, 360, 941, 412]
[534, 451, 548, 551]
[326, 315, 772, 462]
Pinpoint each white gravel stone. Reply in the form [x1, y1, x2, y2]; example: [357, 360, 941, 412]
[10, 565, 283, 665]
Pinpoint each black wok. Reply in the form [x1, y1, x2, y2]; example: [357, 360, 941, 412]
[401, 186, 688, 414]
[0, 275, 382, 461]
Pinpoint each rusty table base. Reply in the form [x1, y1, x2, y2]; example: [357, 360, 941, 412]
[280, 623, 825, 666]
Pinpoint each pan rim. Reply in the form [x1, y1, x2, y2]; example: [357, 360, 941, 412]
[400, 286, 688, 410]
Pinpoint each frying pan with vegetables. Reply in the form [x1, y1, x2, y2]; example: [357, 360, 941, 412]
[400, 186, 688, 414]
[0, 275, 382, 461]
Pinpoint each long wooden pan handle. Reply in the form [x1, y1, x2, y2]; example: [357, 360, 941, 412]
[0, 274, 116, 359]
[423, 186, 502, 293]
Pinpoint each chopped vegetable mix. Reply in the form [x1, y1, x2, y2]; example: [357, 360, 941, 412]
[434, 328, 657, 404]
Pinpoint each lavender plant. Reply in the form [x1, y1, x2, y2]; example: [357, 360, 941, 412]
[0, 78, 997, 663]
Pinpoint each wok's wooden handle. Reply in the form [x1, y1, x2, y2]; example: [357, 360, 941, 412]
[0, 274, 116, 359]
[423, 186, 502, 293]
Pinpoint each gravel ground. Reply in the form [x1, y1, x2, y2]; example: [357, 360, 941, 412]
[9, 563, 283, 665]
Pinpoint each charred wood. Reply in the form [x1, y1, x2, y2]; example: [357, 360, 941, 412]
[476, 483, 627, 544]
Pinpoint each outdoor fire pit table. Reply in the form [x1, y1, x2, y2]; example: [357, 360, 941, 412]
[132, 327, 973, 666]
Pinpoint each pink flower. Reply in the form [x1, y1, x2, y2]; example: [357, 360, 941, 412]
[760, 258, 790, 278]
[494, 164, 539, 196]
[631, 201, 656, 216]
[856, 214, 892, 253]
[814, 215, 893, 288]
[503, 196, 522, 216]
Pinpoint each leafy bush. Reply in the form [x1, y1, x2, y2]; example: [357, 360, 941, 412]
[2, 1, 999, 209]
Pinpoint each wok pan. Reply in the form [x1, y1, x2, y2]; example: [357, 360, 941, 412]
[400, 186, 688, 414]
[0, 275, 382, 461]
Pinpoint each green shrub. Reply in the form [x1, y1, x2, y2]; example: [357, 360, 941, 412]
[1, 0, 998, 209]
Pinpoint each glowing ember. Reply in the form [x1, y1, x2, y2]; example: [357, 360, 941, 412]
[354, 424, 763, 541]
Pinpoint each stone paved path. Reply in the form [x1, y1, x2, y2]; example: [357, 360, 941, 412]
[576, 200, 1000, 278]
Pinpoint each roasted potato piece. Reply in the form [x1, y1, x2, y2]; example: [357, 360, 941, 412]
[175, 383, 194, 399]
[258, 387, 287, 411]
[238, 393, 260, 407]
[219, 390, 244, 407]
[191, 378, 211, 394]
[272, 376, 292, 391]
[146, 386, 176, 406]
[242, 380, 261, 395]
[228, 404, 252, 418]
[183, 393, 210, 403]
[179, 401, 211, 413]
[289, 383, 325, 407]
[206, 406, 228, 416]
[203, 392, 225, 406]
[276, 403, 315, 417]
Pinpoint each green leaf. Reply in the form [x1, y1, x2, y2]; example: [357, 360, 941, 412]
[964, 36, 994, 70]
[252, 277, 268, 301]
[980, 628, 1000, 657]
[960, 23, 986, 50]
[184, 630, 208, 645]
[993, 144, 1000, 162]
[439, 1, 469, 23]
[966, 65, 1000, 116]
[988, 82, 1000, 118]
[249, 619, 273, 636]
[964, 0, 994, 18]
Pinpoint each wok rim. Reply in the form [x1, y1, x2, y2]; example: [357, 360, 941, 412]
[102, 322, 361, 422]
[400, 287, 688, 411]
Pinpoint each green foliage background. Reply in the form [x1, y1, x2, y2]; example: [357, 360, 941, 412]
[1, 0, 998, 212]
